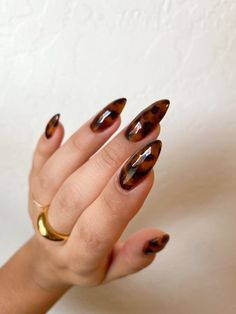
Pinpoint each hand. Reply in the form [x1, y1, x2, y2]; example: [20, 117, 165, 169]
[28, 98, 170, 290]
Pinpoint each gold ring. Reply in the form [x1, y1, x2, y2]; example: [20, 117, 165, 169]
[37, 205, 69, 241]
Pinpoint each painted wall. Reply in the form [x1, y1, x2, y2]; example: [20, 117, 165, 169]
[0, 1, 235, 313]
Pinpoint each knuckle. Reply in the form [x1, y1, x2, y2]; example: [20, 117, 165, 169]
[78, 223, 105, 253]
[65, 238, 110, 285]
[57, 183, 80, 210]
[70, 134, 84, 154]
[99, 145, 121, 169]
[37, 172, 50, 190]
[101, 190, 124, 222]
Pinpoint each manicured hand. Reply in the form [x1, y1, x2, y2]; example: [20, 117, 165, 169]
[28, 98, 170, 290]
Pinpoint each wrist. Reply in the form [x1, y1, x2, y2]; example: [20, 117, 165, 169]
[0, 236, 71, 314]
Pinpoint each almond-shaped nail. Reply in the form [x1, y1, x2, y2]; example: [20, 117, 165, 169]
[45, 113, 60, 139]
[90, 98, 127, 132]
[119, 140, 162, 190]
[143, 234, 170, 255]
[125, 99, 170, 142]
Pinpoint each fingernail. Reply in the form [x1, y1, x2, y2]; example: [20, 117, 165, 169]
[90, 98, 127, 132]
[125, 99, 170, 142]
[143, 234, 170, 255]
[45, 113, 60, 139]
[119, 140, 162, 190]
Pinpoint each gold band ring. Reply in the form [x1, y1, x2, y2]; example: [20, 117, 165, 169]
[35, 201, 69, 241]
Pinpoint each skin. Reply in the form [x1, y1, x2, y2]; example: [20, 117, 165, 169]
[0, 105, 169, 313]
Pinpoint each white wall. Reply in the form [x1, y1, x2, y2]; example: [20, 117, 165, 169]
[0, 1, 236, 313]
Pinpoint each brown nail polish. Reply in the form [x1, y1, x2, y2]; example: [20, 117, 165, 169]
[119, 140, 162, 190]
[90, 98, 127, 132]
[143, 234, 170, 255]
[125, 99, 170, 142]
[45, 113, 60, 139]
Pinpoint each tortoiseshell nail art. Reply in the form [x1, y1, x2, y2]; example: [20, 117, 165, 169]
[90, 98, 127, 132]
[45, 113, 60, 139]
[143, 234, 170, 255]
[125, 99, 170, 142]
[119, 140, 162, 190]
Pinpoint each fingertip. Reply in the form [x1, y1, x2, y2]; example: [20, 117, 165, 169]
[104, 227, 170, 282]
[32, 121, 65, 174]
[43, 121, 65, 145]
[123, 227, 170, 251]
[44, 113, 60, 139]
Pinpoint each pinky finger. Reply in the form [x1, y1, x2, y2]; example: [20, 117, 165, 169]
[104, 228, 170, 283]
[30, 114, 64, 176]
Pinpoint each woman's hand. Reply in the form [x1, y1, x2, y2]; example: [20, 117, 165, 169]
[28, 98, 170, 291]
[0, 98, 170, 314]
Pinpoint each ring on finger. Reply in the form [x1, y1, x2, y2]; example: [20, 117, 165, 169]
[34, 200, 69, 242]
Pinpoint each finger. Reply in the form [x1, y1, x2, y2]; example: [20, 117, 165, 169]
[33, 98, 126, 204]
[104, 228, 170, 282]
[67, 140, 162, 269]
[49, 99, 169, 233]
[30, 114, 64, 177]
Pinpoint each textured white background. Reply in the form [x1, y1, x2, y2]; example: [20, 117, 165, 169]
[0, 0, 236, 313]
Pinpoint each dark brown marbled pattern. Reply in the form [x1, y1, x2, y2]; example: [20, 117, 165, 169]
[125, 99, 170, 142]
[90, 98, 127, 132]
[45, 113, 60, 139]
[143, 234, 170, 255]
[119, 140, 162, 190]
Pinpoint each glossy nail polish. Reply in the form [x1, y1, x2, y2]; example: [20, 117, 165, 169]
[90, 98, 127, 132]
[125, 99, 170, 142]
[143, 234, 170, 255]
[119, 140, 162, 190]
[45, 113, 60, 139]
